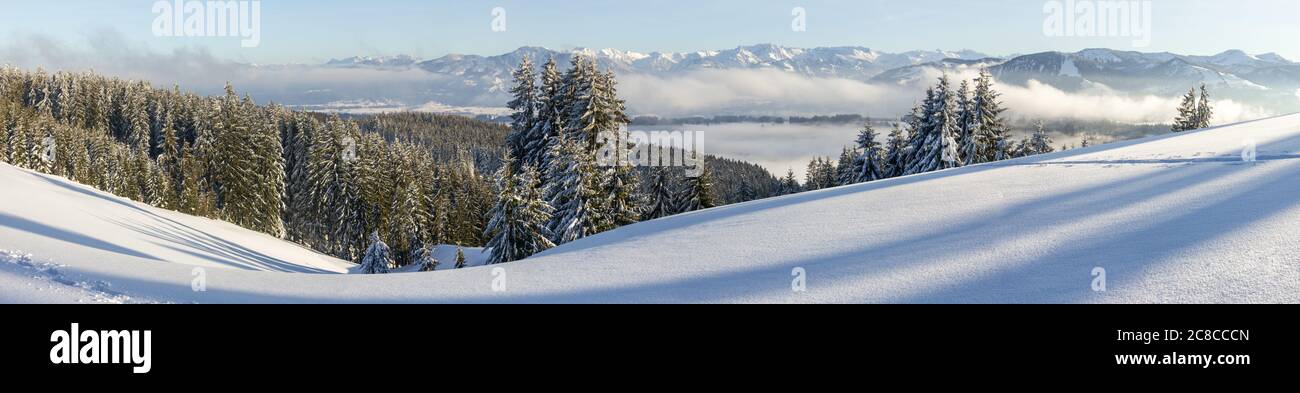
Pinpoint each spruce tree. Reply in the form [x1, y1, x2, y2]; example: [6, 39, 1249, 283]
[1025, 121, 1056, 156]
[1196, 84, 1213, 129]
[527, 57, 565, 171]
[677, 164, 716, 213]
[971, 69, 1011, 163]
[544, 134, 607, 245]
[562, 56, 597, 149]
[883, 123, 908, 178]
[779, 168, 802, 195]
[906, 75, 961, 175]
[853, 124, 885, 182]
[902, 101, 926, 168]
[643, 166, 678, 220]
[359, 231, 392, 274]
[1172, 88, 1199, 132]
[306, 117, 363, 259]
[805, 158, 823, 191]
[505, 55, 538, 171]
[414, 245, 440, 272]
[484, 154, 556, 264]
[156, 108, 181, 209]
[599, 133, 641, 229]
[835, 147, 857, 186]
[955, 80, 976, 165]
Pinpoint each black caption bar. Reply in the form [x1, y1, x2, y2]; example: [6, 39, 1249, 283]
[0, 305, 1293, 383]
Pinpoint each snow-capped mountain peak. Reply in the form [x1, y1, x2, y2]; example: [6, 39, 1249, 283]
[310, 45, 1300, 114]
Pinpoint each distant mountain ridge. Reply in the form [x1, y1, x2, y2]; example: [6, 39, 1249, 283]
[328, 44, 990, 80]
[314, 44, 1300, 113]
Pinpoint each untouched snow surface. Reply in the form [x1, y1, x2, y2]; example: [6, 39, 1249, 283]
[4, 114, 1300, 303]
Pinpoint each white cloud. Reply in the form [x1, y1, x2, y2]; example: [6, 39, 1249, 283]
[620, 69, 903, 116]
[0, 30, 451, 105]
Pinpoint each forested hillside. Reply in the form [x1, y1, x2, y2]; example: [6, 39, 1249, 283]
[0, 67, 496, 266]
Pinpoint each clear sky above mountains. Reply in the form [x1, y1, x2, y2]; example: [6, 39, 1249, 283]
[2, 0, 1297, 64]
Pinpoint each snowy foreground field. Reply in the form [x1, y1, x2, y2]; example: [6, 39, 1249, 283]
[4, 114, 1300, 303]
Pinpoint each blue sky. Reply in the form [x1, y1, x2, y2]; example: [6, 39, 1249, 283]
[2, 0, 1298, 63]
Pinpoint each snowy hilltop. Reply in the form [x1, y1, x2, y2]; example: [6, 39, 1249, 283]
[4, 113, 1300, 303]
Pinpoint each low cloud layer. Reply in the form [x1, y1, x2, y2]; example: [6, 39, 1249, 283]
[621, 67, 1272, 125]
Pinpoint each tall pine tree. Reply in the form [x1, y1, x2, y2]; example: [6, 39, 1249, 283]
[544, 134, 607, 245]
[484, 154, 556, 264]
[906, 75, 961, 175]
[677, 165, 716, 213]
[971, 69, 1011, 163]
[1172, 88, 1199, 132]
[853, 123, 885, 182]
[505, 55, 538, 172]
[1196, 83, 1214, 129]
[643, 166, 678, 220]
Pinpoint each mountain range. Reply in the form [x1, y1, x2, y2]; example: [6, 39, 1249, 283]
[307, 44, 1300, 115]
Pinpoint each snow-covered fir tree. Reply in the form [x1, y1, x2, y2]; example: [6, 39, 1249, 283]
[1172, 88, 1199, 132]
[527, 57, 565, 171]
[1196, 84, 1214, 129]
[598, 132, 641, 229]
[853, 123, 886, 182]
[902, 101, 926, 168]
[955, 80, 976, 166]
[544, 134, 607, 245]
[562, 56, 599, 149]
[505, 55, 538, 172]
[484, 154, 556, 264]
[906, 75, 961, 175]
[779, 168, 802, 195]
[1023, 121, 1056, 156]
[1080, 134, 1097, 148]
[677, 164, 716, 213]
[211, 86, 285, 237]
[835, 147, 858, 186]
[643, 166, 678, 220]
[305, 118, 365, 259]
[971, 69, 1011, 163]
[454, 247, 467, 269]
[804, 157, 829, 191]
[359, 231, 392, 274]
[883, 123, 909, 179]
[413, 245, 439, 272]
[155, 109, 181, 209]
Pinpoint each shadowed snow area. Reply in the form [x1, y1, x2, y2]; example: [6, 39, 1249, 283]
[3, 114, 1300, 303]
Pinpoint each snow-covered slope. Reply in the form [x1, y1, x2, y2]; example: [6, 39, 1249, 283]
[5, 114, 1300, 303]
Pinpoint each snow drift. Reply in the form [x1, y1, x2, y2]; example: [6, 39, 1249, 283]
[4, 114, 1300, 303]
